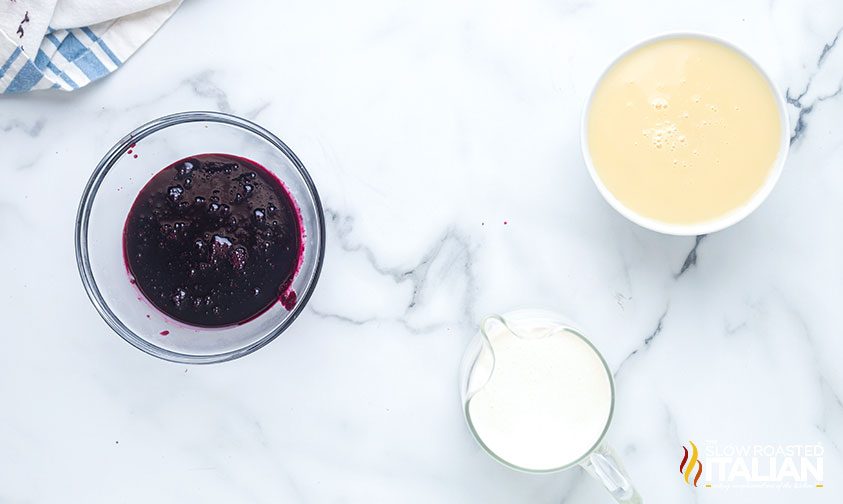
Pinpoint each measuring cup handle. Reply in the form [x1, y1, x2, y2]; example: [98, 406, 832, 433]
[578, 442, 642, 503]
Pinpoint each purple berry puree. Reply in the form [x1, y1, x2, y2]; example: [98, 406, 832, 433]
[124, 154, 303, 327]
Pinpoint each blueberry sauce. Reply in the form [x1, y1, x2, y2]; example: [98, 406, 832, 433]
[124, 154, 302, 327]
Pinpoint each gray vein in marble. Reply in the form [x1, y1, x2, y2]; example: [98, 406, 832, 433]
[724, 320, 747, 336]
[614, 292, 632, 311]
[0, 117, 45, 137]
[309, 306, 378, 327]
[245, 101, 271, 120]
[788, 83, 843, 145]
[614, 307, 668, 378]
[787, 25, 843, 145]
[0, 118, 49, 171]
[775, 292, 843, 460]
[186, 71, 233, 113]
[644, 312, 665, 345]
[14, 158, 38, 171]
[93, 70, 240, 117]
[817, 377, 843, 458]
[314, 208, 478, 333]
[676, 235, 706, 279]
[818, 26, 843, 67]
[0, 201, 27, 229]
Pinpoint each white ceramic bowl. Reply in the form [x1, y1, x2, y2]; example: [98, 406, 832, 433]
[580, 32, 790, 236]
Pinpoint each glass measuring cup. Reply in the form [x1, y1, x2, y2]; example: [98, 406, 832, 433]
[460, 309, 642, 503]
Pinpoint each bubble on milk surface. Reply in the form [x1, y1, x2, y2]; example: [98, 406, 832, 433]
[651, 97, 669, 110]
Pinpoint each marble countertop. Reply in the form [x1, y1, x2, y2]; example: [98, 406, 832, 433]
[2, 0, 842, 502]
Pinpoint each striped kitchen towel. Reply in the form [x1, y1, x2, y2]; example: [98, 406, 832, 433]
[0, 0, 182, 94]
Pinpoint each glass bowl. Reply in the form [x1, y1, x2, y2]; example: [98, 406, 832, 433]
[75, 111, 325, 364]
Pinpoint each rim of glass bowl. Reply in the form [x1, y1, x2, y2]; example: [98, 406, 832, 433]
[75, 111, 326, 364]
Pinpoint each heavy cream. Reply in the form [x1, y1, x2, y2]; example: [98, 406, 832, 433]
[465, 316, 613, 471]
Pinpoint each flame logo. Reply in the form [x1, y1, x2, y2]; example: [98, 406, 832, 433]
[680, 440, 703, 487]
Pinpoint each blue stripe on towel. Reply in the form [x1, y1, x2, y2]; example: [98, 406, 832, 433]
[0, 46, 23, 79]
[81, 27, 122, 66]
[56, 33, 88, 61]
[34, 50, 50, 70]
[73, 51, 109, 79]
[43, 30, 109, 81]
[80, 27, 97, 41]
[46, 32, 62, 48]
[46, 61, 78, 89]
[6, 60, 43, 93]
